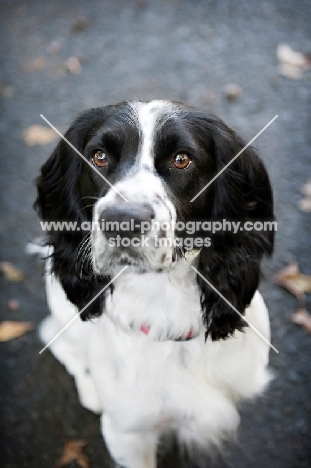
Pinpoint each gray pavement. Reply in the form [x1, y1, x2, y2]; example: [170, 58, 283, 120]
[0, 0, 311, 467]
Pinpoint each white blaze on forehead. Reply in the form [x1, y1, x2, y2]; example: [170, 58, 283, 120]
[130, 100, 176, 169]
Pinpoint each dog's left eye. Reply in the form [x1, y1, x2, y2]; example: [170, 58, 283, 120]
[92, 151, 108, 168]
[173, 153, 192, 169]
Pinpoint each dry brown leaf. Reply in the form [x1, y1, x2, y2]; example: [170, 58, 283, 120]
[47, 40, 61, 54]
[0, 261, 24, 282]
[277, 63, 304, 79]
[71, 17, 89, 32]
[301, 178, 311, 197]
[55, 439, 89, 468]
[7, 299, 19, 311]
[65, 57, 82, 74]
[0, 85, 14, 98]
[223, 83, 243, 101]
[298, 179, 311, 211]
[298, 178, 311, 211]
[291, 307, 311, 334]
[277, 44, 308, 67]
[298, 197, 311, 212]
[24, 57, 46, 71]
[23, 125, 58, 146]
[33, 57, 46, 70]
[277, 44, 310, 79]
[274, 262, 311, 300]
[0, 321, 34, 342]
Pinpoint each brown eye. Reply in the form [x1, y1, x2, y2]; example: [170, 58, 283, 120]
[173, 153, 192, 169]
[92, 150, 108, 168]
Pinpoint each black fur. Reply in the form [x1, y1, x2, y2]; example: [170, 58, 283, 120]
[34, 102, 274, 339]
[35, 107, 114, 319]
[183, 111, 274, 341]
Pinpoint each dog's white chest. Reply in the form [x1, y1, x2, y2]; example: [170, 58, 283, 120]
[103, 265, 203, 341]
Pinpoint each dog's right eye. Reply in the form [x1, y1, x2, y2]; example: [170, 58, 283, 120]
[92, 151, 108, 168]
[173, 153, 192, 170]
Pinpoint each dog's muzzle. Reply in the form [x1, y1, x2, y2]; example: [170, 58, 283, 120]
[91, 171, 177, 274]
[99, 203, 155, 240]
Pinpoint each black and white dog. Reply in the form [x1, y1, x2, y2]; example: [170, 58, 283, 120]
[35, 100, 274, 468]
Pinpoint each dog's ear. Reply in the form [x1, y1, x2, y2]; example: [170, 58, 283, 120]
[196, 122, 274, 341]
[34, 108, 111, 319]
[34, 107, 108, 221]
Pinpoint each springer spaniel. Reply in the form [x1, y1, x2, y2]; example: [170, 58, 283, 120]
[35, 100, 274, 468]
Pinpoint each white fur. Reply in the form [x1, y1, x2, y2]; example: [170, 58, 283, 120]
[37, 100, 272, 467]
[131, 100, 176, 169]
[40, 262, 271, 468]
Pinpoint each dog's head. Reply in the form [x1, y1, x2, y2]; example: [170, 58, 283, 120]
[35, 100, 274, 340]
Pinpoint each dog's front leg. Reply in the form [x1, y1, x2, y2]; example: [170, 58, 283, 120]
[101, 414, 158, 468]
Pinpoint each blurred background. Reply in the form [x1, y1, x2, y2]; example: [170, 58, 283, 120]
[0, 0, 311, 467]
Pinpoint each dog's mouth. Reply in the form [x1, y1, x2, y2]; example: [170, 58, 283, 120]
[93, 242, 179, 275]
[114, 251, 175, 273]
[115, 253, 146, 270]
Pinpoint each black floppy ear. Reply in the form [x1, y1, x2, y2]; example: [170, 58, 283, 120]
[196, 123, 274, 341]
[34, 108, 111, 319]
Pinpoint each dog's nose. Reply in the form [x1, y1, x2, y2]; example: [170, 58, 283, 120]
[100, 203, 155, 239]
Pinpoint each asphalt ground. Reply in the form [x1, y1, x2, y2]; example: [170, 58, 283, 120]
[0, 0, 311, 467]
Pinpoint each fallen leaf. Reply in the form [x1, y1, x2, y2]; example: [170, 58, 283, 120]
[298, 197, 311, 212]
[47, 40, 61, 54]
[55, 439, 89, 468]
[65, 57, 82, 74]
[23, 125, 58, 146]
[33, 57, 46, 70]
[277, 44, 308, 67]
[0, 262, 24, 282]
[0, 85, 14, 98]
[7, 299, 19, 311]
[301, 178, 311, 197]
[277, 63, 304, 79]
[274, 262, 311, 300]
[223, 83, 243, 101]
[24, 57, 46, 71]
[298, 177, 311, 211]
[0, 321, 34, 342]
[277, 43, 310, 79]
[291, 307, 311, 334]
[71, 17, 89, 32]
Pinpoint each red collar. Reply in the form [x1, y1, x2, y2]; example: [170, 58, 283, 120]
[139, 324, 196, 341]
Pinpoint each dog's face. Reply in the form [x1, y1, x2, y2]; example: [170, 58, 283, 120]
[89, 101, 218, 274]
[35, 100, 274, 340]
